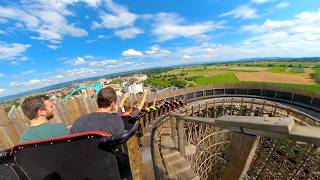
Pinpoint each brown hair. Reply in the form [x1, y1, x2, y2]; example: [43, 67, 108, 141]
[97, 87, 117, 108]
[123, 100, 132, 112]
[21, 95, 50, 120]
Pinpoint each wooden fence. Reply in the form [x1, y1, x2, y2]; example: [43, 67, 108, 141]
[0, 93, 151, 150]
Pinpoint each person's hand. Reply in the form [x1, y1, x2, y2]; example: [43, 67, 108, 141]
[123, 92, 129, 99]
[143, 89, 149, 95]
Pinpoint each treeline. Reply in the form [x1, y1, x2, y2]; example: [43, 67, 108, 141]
[311, 68, 320, 84]
[145, 74, 188, 89]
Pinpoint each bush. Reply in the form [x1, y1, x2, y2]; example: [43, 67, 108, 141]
[311, 68, 320, 84]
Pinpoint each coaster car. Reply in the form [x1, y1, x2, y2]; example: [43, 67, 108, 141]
[0, 120, 140, 180]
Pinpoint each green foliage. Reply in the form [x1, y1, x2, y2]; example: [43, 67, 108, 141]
[146, 77, 170, 89]
[110, 79, 121, 84]
[170, 78, 188, 88]
[195, 73, 240, 85]
[311, 68, 320, 84]
[145, 76, 188, 89]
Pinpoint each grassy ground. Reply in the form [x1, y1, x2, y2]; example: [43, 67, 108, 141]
[268, 67, 287, 73]
[193, 72, 320, 93]
[236, 61, 320, 67]
[268, 67, 305, 74]
[240, 82, 320, 94]
[286, 67, 305, 73]
[195, 73, 240, 85]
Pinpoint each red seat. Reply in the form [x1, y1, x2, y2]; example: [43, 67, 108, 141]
[2, 131, 132, 180]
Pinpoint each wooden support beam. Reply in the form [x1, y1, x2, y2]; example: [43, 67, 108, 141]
[170, 115, 177, 146]
[174, 115, 320, 145]
[222, 132, 259, 180]
[216, 116, 295, 133]
[176, 117, 186, 157]
[7, 106, 27, 135]
[0, 107, 19, 146]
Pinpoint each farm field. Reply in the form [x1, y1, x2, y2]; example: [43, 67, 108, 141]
[195, 73, 240, 85]
[146, 61, 320, 94]
[235, 71, 314, 84]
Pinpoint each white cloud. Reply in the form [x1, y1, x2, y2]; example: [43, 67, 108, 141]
[0, 7, 39, 28]
[153, 22, 218, 42]
[85, 35, 111, 43]
[0, 73, 5, 77]
[221, 8, 320, 58]
[0, 89, 7, 94]
[251, 0, 271, 4]
[183, 55, 192, 59]
[84, 55, 94, 59]
[145, 45, 171, 57]
[242, 9, 320, 35]
[74, 57, 86, 65]
[0, 1, 88, 46]
[151, 13, 223, 41]
[82, 0, 103, 7]
[0, 42, 31, 60]
[276, 2, 290, 8]
[203, 48, 215, 52]
[19, 56, 28, 61]
[10, 79, 42, 87]
[47, 44, 59, 49]
[66, 68, 103, 78]
[241, 19, 295, 33]
[92, 0, 142, 39]
[115, 27, 143, 39]
[220, 5, 258, 19]
[95, 0, 137, 29]
[89, 59, 122, 67]
[0, 29, 6, 35]
[98, 11, 136, 29]
[56, 75, 64, 79]
[97, 35, 110, 39]
[122, 49, 143, 57]
[85, 39, 96, 43]
[19, 70, 36, 76]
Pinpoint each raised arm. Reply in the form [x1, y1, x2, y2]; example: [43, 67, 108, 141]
[137, 89, 149, 110]
[153, 97, 157, 106]
[118, 92, 129, 108]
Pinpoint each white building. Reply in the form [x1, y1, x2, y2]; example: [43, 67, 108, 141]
[123, 82, 143, 95]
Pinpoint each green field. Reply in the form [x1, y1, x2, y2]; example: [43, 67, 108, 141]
[287, 67, 305, 73]
[239, 82, 320, 94]
[268, 67, 287, 73]
[236, 61, 320, 68]
[195, 73, 240, 85]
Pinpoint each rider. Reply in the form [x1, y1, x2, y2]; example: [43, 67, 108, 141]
[20, 95, 69, 142]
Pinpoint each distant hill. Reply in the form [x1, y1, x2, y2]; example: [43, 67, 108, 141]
[0, 67, 176, 102]
[1, 57, 319, 102]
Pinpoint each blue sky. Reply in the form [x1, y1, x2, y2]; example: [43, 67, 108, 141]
[0, 0, 320, 97]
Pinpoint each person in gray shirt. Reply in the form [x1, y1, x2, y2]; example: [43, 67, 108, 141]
[70, 87, 124, 135]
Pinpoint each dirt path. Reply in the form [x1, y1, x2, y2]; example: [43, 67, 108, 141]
[235, 71, 315, 84]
